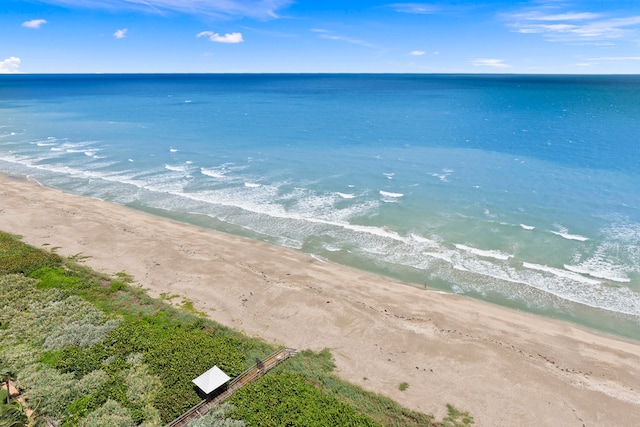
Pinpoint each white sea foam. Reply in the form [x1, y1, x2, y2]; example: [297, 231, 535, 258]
[169, 148, 178, 152]
[550, 230, 589, 241]
[164, 164, 186, 172]
[424, 251, 454, 263]
[520, 224, 535, 230]
[455, 244, 512, 261]
[522, 262, 600, 285]
[379, 190, 403, 198]
[410, 233, 431, 244]
[563, 264, 630, 283]
[551, 225, 589, 241]
[564, 243, 634, 284]
[601, 221, 640, 244]
[336, 192, 355, 199]
[200, 167, 226, 178]
[430, 168, 453, 182]
[322, 243, 342, 252]
[244, 182, 261, 188]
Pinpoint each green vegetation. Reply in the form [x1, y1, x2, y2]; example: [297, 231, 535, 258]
[186, 403, 244, 427]
[0, 231, 62, 276]
[266, 350, 439, 427]
[230, 372, 381, 426]
[0, 231, 473, 426]
[399, 382, 409, 392]
[0, 400, 28, 427]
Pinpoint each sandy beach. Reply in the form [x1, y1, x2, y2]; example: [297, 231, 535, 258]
[1, 173, 639, 426]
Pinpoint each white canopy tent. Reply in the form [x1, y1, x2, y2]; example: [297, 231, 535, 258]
[192, 365, 231, 395]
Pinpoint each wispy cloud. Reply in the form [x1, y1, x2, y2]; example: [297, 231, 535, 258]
[239, 25, 297, 39]
[0, 57, 21, 73]
[311, 29, 375, 48]
[388, 3, 438, 15]
[512, 12, 602, 22]
[22, 19, 47, 29]
[472, 58, 511, 68]
[410, 50, 426, 56]
[197, 31, 244, 43]
[30, 0, 293, 20]
[588, 56, 640, 61]
[504, 5, 640, 43]
[113, 28, 128, 39]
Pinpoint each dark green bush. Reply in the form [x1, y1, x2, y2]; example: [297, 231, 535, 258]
[31, 267, 86, 290]
[110, 281, 127, 291]
[230, 372, 382, 427]
[56, 346, 110, 378]
[0, 232, 62, 276]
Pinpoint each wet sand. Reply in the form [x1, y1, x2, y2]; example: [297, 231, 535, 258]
[1, 173, 639, 426]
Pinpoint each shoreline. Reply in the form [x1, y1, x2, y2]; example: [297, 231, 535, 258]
[1, 173, 639, 426]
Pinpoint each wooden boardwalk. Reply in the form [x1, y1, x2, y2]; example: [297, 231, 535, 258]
[167, 347, 297, 427]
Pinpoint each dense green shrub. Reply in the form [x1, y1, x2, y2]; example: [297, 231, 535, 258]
[230, 372, 382, 427]
[78, 399, 135, 427]
[19, 364, 78, 419]
[187, 403, 245, 427]
[0, 232, 62, 275]
[44, 319, 121, 351]
[47, 313, 248, 422]
[125, 353, 161, 407]
[31, 267, 87, 291]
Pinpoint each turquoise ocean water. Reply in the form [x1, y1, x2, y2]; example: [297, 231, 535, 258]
[1, 74, 639, 339]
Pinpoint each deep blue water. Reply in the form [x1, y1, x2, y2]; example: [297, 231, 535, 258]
[1, 74, 639, 339]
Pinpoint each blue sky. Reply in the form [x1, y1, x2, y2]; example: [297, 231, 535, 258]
[2, 0, 640, 73]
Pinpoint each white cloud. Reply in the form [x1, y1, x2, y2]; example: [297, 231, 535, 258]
[472, 58, 511, 68]
[31, 0, 293, 20]
[515, 17, 640, 40]
[197, 31, 244, 43]
[22, 19, 48, 29]
[505, 5, 640, 43]
[389, 3, 438, 15]
[514, 12, 602, 22]
[588, 56, 640, 61]
[114, 28, 128, 39]
[410, 50, 426, 56]
[311, 29, 375, 48]
[0, 57, 21, 74]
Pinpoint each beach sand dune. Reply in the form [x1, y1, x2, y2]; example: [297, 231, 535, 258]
[1, 173, 639, 426]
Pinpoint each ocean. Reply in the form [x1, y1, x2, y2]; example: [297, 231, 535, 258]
[1, 74, 639, 339]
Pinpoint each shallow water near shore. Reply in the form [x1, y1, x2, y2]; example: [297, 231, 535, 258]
[1, 74, 639, 340]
